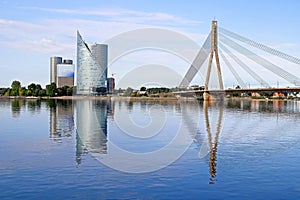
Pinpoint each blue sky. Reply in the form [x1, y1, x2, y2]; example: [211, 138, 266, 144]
[1, 0, 300, 88]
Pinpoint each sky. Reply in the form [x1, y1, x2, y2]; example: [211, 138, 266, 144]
[1, 0, 300, 89]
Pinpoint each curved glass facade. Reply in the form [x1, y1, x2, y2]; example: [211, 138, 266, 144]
[75, 100, 108, 163]
[76, 31, 108, 95]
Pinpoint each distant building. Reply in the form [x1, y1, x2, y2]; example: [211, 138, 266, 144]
[273, 92, 285, 98]
[57, 59, 75, 88]
[76, 31, 108, 95]
[107, 77, 115, 94]
[251, 92, 261, 97]
[50, 57, 74, 87]
[50, 56, 62, 84]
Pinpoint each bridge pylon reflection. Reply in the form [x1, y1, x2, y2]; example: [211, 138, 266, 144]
[203, 100, 224, 184]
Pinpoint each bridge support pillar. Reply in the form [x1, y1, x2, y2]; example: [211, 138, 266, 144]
[203, 92, 212, 101]
[204, 92, 225, 101]
[205, 20, 224, 92]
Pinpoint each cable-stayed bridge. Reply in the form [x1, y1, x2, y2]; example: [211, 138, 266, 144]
[176, 21, 300, 99]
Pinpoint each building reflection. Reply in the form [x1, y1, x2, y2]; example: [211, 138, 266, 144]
[47, 99, 113, 164]
[46, 98, 300, 171]
[49, 100, 74, 141]
[75, 100, 112, 165]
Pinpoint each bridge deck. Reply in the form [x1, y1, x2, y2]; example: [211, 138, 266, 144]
[173, 87, 300, 95]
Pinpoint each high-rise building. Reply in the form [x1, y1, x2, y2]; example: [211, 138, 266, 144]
[107, 77, 115, 94]
[50, 56, 62, 84]
[57, 59, 75, 88]
[76, 31, 108, 95]
[50, 57, 74, 87]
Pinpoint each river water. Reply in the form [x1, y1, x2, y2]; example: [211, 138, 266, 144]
[0, 98, 300, 199]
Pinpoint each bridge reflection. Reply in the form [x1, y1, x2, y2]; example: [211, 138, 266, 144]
[203, 101, 224, 184]
[45, 98, 300, 180]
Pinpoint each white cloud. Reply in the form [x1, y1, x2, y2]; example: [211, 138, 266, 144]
[0, 18, 74, 56]
[0, 12, 204, 57]
[25, 7, 203, 26]
[0, 6, 206, 58]
[0, 19, 46, 40]
[0, 8, 206, 88]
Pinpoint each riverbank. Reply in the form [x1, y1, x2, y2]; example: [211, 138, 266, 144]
[0, 95, 197, 102]
[51, 96, 198, 102]
[1, 95, 299, 102]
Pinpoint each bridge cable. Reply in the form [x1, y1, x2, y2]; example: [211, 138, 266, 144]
[219, 27, 300, 65]
[219, 42, 270, 87]
[219, 49, 247, 88]
[179, 32, 212, 87]
[220, 33, 300, 86]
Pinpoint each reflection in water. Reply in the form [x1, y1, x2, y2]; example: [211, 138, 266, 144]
[203, 101, 224, 184]
[201, 99, 300, 184]
[226, 99, 300, 113]
[49, 100, 74, 141]
[47, 99, 113, 165]
[2, 98, 300, 198]
[27, 100, 41, 113]
[11, 100, 25, 117]
[75, 100, 111, 165]
[44, 98, 300, 173]
[10, 99, 42, 117]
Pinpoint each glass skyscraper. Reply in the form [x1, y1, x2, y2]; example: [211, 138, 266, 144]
[76, 31, 108, 95]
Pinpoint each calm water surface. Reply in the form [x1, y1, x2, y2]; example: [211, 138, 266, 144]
[0, 98, 300, 199]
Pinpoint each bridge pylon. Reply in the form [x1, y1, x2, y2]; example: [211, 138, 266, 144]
[203, 21, 224, 101]
[205, 21, 224, 91]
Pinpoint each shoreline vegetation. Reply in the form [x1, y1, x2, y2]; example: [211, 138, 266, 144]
[0, 95, 298, 102]
[0, 95, 193, 101]
[1, 80, 299, 102]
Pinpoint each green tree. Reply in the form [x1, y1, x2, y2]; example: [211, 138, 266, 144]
[35, 84, 42, 96]
[38, 89, 46, 97]
[56, 88, 63, 96]
[61, 86, 67, 96]
[46, 83, 57, 97]
[27, 83, 36, 96]
[4, 89, 11, 96]
[140, 86, 146, 91]
[66, 86, 74, 96]
[123, 87, 134, 96]
[28, 83, 36, 92]
[11, 80, 21, 96]
[0, 88, 8, 96]
[146, 87, 170, 94]
[26, 83, 43, 97]
[19, 87, 26, 96]
[25, 89, 32, 96]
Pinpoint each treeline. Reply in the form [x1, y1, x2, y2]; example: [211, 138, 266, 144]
[121, 86, 179, 97]
[0, 80, 74, 97]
